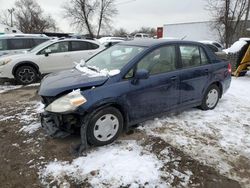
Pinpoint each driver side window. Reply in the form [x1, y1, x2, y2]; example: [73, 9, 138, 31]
[137, 45, 177, 75]
[40, 42, 69, 54]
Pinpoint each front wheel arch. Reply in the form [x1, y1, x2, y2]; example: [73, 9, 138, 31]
[12, 61, 40, 77]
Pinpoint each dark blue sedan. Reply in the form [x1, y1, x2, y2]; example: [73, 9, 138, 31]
[39, 39, 231, 146]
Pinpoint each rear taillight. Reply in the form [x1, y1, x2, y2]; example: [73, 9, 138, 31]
[228, 63, 232, 73]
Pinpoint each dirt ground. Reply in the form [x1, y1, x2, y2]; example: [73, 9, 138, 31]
[0, 86, 245, 188]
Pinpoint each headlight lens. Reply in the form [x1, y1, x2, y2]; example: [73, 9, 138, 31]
[0, 58, 12, 66]
[45, 89, 87, 113]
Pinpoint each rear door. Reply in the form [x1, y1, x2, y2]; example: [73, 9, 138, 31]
[125, 45, 181, 121]
[178, 44, 213, 104]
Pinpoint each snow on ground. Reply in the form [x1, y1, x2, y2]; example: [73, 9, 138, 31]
[0, 83, 40, 94]
[0, 85, 23, 93]
[39, 141, 192, 187]
[0, 101, 44, 134]
[19, 122, 41, 134]
[139, 74, 250, 186]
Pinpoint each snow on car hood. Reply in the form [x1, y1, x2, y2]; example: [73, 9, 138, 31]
[38, 68, 109, 97]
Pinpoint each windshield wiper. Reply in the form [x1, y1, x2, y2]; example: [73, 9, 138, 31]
[86, 66, 99, 73]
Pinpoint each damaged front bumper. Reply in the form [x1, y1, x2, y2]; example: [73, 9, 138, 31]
[40, 111, 82, 138]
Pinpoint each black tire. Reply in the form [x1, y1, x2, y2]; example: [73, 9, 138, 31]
[87, 107, 123, 146]
[200, 84, 220, 110]
[14, 65, 38, 85]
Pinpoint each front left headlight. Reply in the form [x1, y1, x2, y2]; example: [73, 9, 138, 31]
[0, 58, 12, 66]
[45, 89, 87, 113]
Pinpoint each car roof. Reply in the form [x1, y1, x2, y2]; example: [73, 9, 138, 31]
[119, 39, 203, 47]
[50, 38, 100, 44]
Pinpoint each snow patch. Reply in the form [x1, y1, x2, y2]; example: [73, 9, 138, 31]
[40, 141, 166, 187]
[19, 122, 41, 134]
[0, 85, 23, 94]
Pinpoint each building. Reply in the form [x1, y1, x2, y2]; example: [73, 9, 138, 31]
[162, 21, 250, 44]
[162, 21, 219, 41]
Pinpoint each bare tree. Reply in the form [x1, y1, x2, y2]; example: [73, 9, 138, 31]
[13, 0, 57, 33]
[113, 28, 129, 37]
[63, 0, 117, 38]
[0, 10, 12, 27]
[207, 0, 250, 47]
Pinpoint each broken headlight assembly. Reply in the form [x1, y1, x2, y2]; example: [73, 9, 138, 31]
[45, 89, 87, 113]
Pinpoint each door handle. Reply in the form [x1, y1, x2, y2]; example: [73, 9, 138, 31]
[170, 76, 177, 81]
[204, 69, 209, 74]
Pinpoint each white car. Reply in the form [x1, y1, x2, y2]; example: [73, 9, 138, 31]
[0, 38, 104, 84]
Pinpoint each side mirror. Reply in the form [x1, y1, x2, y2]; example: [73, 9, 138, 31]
[44, 49, 51, 57]
[132, 69, 149, 84]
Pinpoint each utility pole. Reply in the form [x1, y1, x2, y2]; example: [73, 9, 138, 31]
[8, 8, 15, 27]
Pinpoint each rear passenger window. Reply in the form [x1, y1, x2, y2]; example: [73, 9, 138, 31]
[71, 41, 99, 51]
[8, 39, 30, 50]
[71, 41, 88, 51]
[88, 42, 99, 50]
[180, 45, 201, 68]
[0, 39, 7, 51]
[137, 45, 176, 75]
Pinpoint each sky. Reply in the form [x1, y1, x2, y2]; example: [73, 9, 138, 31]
[0, 0, 212, 33]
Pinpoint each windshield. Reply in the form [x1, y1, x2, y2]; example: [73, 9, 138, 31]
[85, 44, 145, 72]
[29, 40, 54, 53]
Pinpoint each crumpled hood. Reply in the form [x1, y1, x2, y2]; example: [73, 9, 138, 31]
[38, 68, 109, 96]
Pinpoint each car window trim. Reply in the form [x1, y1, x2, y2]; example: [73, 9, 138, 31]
[37, 41, 70, 55]
[123, 44, 179, 80]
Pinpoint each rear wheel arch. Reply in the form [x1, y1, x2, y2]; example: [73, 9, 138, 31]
[211, 81, 223, 98]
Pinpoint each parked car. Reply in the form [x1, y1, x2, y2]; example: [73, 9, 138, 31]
[98, 37, 125, 45]
[38, 39, 231, 147]
[199, 40, 224, 51]
[134, 33, 150, 38]
[0, 34, 50, 57]
[0, 38, 104, 84]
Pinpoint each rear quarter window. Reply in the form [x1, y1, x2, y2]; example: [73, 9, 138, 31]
[8, 38, 30, 50]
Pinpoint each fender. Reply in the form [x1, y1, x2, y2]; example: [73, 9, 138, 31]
[12, 61, 40, 76]
[79, 97, 130, 129]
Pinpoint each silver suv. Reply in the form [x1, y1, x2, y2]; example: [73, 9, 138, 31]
[0, 34, 50, 57]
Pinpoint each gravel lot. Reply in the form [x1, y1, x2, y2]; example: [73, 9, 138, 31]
[0, 75, 249, 188]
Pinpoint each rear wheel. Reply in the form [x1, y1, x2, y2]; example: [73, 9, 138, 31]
[15, 65, 38, 85]
[200, 85, 220, 110]
[87, 107, 123, 146]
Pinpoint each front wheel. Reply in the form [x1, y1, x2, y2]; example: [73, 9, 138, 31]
[200, 85, 220, 110]
[15, 65, 38, 85]
[87, 107, 123, 146]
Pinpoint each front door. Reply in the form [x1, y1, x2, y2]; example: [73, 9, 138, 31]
[37, 41, 73, 73]
[125, 45, 180, 122]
